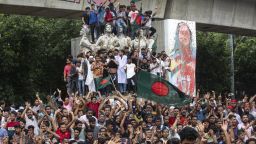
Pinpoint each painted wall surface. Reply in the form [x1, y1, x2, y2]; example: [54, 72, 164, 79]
[164, 19, 197, 97]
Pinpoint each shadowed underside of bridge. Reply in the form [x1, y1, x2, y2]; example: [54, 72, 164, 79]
[0, 0, 256, 36]
[0, 0, 84, 19]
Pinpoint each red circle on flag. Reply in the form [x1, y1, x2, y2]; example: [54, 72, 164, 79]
[100, 79, 108, 85]
[151, 82, 169, 96]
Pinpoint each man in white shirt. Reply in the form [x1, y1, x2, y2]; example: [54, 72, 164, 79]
[32, 99, 41, 114]
[115, 50, 127, 94]
[141, 9, 157, 38]
[150, 58, 160, 76]
[238, 114, 253, 142]
[156, 58, 164, 77]
[125, 58, 136, 92]
[76, 60, 85, 96]
[21, 106, 39, 136]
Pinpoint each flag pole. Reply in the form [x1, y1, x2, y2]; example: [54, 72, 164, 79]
[106, 70, 121, 93]
[108, 73, 128, 99]
[109, 74, 118, 92]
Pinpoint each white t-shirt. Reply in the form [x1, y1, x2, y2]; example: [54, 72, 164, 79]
[144, 15, 152, 27]
[125, 63, 136, 79]
[78, 115, 98, 126]
[156, 59, 164, 73]
[117, 11, 126, 19]
[128, 10, 139, 24]
[32, 105, 40, 113]
[25, 115, 39, 135]
[238, 123, 253, 141]
[77, 66, 84, 80]
[150, 62, 158, 75]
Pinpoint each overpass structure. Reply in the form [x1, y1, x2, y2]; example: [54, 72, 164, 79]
[1, 0, 256, 36]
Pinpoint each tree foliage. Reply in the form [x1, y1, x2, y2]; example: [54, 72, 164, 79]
[196, 32, 230, 93]
[196, 32, 256, 96]
[0, 15, 81, 104]
[234, 37, 256, 95]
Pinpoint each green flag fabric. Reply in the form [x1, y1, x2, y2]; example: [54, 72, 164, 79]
[137, 71, 191, 106]
[131, 0, 140, 3]
[95, 76, 112, 90]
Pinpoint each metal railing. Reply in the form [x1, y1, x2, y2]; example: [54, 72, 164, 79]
[60, 0, 81, 3]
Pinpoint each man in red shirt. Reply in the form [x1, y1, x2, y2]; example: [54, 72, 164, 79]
[5, 111, 20, 138]
[64, 58, 72, 95]
[169, 107, 180, 126]
[56, 123, 71, 143]
[64, 58, 72, 81]
[86, 91, 102, 117]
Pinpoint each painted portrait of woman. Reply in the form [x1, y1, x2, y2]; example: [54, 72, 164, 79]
[170, 22, 196, 97]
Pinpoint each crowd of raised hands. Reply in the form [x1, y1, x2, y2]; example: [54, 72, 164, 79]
[0, 88, 255, 144]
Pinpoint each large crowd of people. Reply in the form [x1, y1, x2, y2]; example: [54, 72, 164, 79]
[0, 84, 255, 143]
[0, 0, 255, 144]
[81, 0, 157, 42]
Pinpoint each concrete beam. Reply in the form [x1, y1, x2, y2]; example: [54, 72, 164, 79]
[165, 0, 256, 36]
[0, 0, 256, 36]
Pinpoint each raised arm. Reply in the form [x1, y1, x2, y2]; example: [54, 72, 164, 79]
[221, 121, 231, 144]
[98, 97, 110, 113]
[171, 114, 180, 130]
[46, 128, 60, 139]
[66, 114, 77, 129]
[249, 94, 256, 103]
[97, 91, 103, 103]
[85, 91, 92, 102]
[21, 106, 28, 119]
[49, 116, 58, 132]
[53, 109, 62, 125]
[120, 112, 127, 134]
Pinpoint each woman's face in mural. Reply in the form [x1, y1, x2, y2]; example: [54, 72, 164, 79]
[178, 23, 191, 49]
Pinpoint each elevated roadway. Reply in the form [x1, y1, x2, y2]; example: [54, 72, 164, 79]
[1, 0, 256, 35]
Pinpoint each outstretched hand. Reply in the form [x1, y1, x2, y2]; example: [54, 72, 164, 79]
[221, 120, 228, 131]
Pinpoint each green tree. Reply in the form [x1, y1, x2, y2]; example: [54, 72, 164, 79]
[0, 15, 81, 104]
[234, 37, 256, 95]
[196, 32, 230, 93]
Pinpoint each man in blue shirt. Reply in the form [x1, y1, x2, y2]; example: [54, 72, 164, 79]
[0, 128, 8, 143]
[82, 7, 90, 25]
[89, 4, 98, 43]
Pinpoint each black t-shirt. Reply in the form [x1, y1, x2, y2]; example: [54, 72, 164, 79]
[140, 63, 149, 71]
[131, 58, 138, 66]
[70, 65, 78, 78]
[107, 60, 118, 69]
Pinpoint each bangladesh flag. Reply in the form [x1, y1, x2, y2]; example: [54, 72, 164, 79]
[137, 71, 191, 106]
[95, 76, 112, 90]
